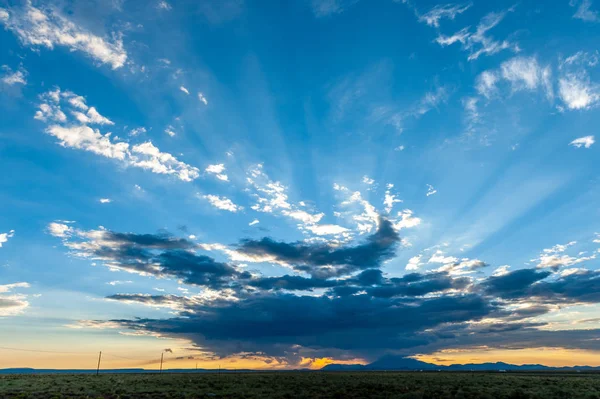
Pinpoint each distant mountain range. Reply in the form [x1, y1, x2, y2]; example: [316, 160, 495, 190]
[2, 356, 600, 374]
[322, 355, 600, 372]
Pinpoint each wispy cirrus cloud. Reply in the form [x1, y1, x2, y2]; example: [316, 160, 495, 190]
[418, 2, 472, 28]
[570, 0, 600, 22]
[434, 6, 519, 61]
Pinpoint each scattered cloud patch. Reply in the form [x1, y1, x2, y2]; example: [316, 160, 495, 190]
[35, 88, 200, 182]
[0, 282, 30, 316]
[157, 1, 172, 11]
[571, 0, 599, 22]
[1, 65, 27, 85]
[203, 194, 241, 212]
[180, 86, 189, 95]
[0, 4, 127, 69]
[198, 92, 208, 105]
[0, 230, 15, 248]
[419, 2, 472, 28]
[205, 164, 228, 181]
[570, 136, 595, 148]
[435, 6, 519, 61]
[426, 184, 437, 197]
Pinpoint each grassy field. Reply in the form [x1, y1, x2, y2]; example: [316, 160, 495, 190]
[1, 371, 600, 399]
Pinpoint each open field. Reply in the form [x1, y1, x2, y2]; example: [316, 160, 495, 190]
[1, 372, 600, 399]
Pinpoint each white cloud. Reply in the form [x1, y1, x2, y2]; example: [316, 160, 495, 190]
[476, 57, 553, 99]
[558, 74, 599, 110]
[419, 2, 472, 28]
[180, 86, 190, 95]
[492, 265, 511, 276]
[395, 145, 405, 151]
[47, 223, 72, 238]
[66, 94, 88, 110]
[203, 194, 241, 212]
[570, 135, 595, 148]
[428, 250, 459, 264]
[129, 127, 146, 136]
[1, 66, 26, 85]
[0, 282, 30, 293]
[535, 241, 596, 268]
[476, 70, 499, 98]
[341, 190, 380, 233]
[501, 56, 542, 91]
[384, 184, 402, 213]
[426, 184, 437, 197]
[164, 126, 176, 137]
[248, 164, 324, 230]
[198, 92, 208, 105]
[130, 142, 200, 182]
[362, 176, 374, 185]
[35, 88, 200, 182]
[435, 7, 519, 61]
[249, 219, 260, 226]
[393, 209, 421, 230]
[205, 164, 228, 181]
[406, 255, 423, 271]
[107, 280, 132, 286]
[47, 125, 129, 160]
[99, 198, 112, 204]
[0, 4, 127, 69]
[72, 107, 114, 125]
[0, 230, 15, 248]
[304, 224, 349, 236]
[157, 1, 172, 11]
[571, 0, 599, 22]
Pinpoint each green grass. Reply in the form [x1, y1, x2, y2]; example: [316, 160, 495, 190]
[1, 372, 600, 398]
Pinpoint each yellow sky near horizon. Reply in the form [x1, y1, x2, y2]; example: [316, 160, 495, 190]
[4, 345, 600, 369]
[414, 347, 600, 367]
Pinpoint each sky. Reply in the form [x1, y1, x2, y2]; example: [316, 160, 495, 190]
[1, 0, 600, 371]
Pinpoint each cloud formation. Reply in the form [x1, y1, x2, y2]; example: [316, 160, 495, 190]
[0, 4, 127, 69]
[35, 88, 200, 182]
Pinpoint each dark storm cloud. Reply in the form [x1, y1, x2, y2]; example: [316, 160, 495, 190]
[529, 270, 600, 303]
[481, 268, 552, 298]
[366, 272, 471, 298]
[237, 218, 400, 278]
[104, 231, 196, 250]
[69, 230, 249, 289]
[107, 291, 497, 361]
[156, 250, 251, 287]
[62, 224, 600, 366]
[481, 268, 600, 304]
[247, 275, 338, 291]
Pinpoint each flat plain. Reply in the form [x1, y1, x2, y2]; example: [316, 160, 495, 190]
[1, 371, 600, 399]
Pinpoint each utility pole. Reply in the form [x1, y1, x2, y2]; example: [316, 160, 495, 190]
[160, 352, 164, 373]
[96, 351, 102, 376]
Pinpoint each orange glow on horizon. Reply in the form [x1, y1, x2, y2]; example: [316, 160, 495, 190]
[413, 347, 600, 367]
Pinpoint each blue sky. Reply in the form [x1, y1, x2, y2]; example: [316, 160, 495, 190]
[1, 0, 600, 369]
